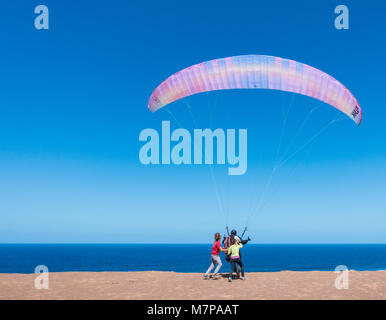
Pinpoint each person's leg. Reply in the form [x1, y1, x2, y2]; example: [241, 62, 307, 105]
[237, 251, 242, 274]
[229, 261, 235, 280]
[213, 255, 222, 275]
[238, 260, 245, 278]
[232, 259, 238, 277]
[205, 255, 216, 276]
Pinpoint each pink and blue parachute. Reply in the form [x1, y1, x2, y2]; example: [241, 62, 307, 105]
[148, 55, 362, 125]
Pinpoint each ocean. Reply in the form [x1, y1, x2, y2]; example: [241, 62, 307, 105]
[0, 244, 385, 274]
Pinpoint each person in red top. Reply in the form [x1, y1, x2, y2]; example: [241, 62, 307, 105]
[203, 232, 227, 279]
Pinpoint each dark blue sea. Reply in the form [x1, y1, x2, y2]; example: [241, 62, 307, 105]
[0, 244, 385, 274]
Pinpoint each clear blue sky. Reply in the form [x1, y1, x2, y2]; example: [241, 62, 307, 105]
[0, 0, 385, 243]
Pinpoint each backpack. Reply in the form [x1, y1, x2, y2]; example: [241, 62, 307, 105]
[223, 235, 233, 262]
[223, 235, 232, 249]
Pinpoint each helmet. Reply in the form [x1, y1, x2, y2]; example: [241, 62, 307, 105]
[231, 229, 237, 235]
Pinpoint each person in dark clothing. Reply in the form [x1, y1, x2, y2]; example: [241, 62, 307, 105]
[222, 229, 251, 248]
[222, 229, 251, 278]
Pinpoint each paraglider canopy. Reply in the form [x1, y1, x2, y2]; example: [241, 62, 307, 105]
[148, 55, 362, 125]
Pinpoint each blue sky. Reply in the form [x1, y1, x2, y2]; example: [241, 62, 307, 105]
[0, 0, 385, 243]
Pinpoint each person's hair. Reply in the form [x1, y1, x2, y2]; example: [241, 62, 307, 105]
[214, 232, 221, 241]
[232, 239, 237, 245]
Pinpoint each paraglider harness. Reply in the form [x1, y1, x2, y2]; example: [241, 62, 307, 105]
[223, 226, 248, 262]
[223, 235, 232, 262]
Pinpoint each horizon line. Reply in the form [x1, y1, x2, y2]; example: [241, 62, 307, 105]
[1, 242, 386, 245]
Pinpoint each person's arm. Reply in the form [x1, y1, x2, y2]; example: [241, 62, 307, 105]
[241, 237, 251, 245]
